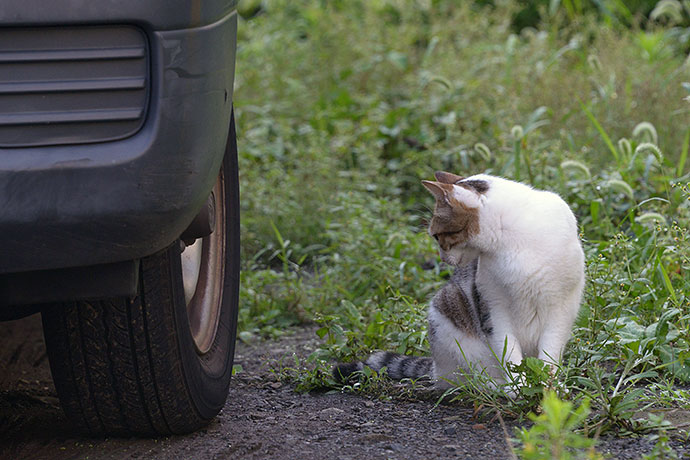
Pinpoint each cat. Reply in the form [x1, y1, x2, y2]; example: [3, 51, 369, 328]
[333, 171, 585, 390]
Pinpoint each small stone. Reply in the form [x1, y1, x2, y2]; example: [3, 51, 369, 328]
[388, 442, 404, 452]
[320, 407, 345, 416]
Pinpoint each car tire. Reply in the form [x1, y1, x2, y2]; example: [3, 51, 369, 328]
[41, 111, 240, 437]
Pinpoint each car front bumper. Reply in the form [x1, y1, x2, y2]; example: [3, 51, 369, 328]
[0, 2, 238, 274]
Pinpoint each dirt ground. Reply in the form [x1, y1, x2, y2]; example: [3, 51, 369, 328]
[0, 314, 688, 460]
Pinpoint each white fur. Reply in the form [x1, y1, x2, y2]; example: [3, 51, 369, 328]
[428, 305, 502, 388]
[429, 174, 584, 388]
[451, 185, 482, 209]
[440, 245, 478, 267]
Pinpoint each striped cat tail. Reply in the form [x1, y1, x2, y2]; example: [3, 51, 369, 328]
[333, 351, 433, 382]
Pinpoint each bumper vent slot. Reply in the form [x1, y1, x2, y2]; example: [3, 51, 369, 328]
[0, 26, 149, 147]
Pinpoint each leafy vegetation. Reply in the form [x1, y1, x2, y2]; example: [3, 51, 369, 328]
[235, 0, 689, 456]
[515, 392, 601, 460]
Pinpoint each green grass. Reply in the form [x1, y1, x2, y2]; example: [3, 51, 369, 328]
[235, 0, 690, 456]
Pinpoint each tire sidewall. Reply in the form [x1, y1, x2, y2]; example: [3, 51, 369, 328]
[166, 115, 240, 420]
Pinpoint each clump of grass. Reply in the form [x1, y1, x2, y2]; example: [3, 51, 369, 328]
[514, 391, 602, 460]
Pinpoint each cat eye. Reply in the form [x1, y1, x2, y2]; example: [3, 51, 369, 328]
[432, 231, 461, 241]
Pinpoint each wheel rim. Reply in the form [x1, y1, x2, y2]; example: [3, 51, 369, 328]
[180, 170, 226, 354]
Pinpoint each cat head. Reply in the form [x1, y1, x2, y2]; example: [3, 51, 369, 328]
[422, 171, 489, 266]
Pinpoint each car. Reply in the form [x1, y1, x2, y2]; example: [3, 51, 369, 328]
[0, 0, 240, 437]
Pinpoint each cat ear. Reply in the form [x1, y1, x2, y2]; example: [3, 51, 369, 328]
[423, 180, 482, 209]
[434, 171, 464, 184]
[452, 184, 482, 209]
[422, 180, 453, 203]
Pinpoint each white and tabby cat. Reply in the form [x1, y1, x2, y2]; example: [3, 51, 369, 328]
[334, 171, 585, 389]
